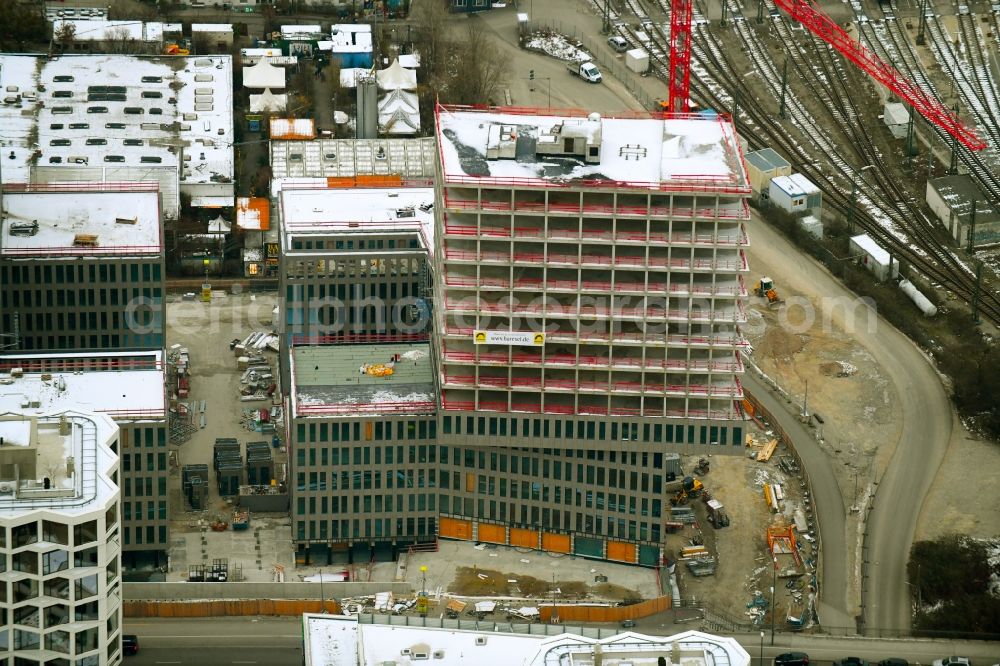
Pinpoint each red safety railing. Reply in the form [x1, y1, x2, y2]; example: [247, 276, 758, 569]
[3, 244, 162, 256]
[440, 397, 740, 420]
[442, 222, 748, 246]
[290, 333, 430, 345]
[2, 181, 159, 193]
[443, 247, 747, 272]
[442, 196, 751, 222]
[440, 348, 744, 373]
[443, 274, 747, 297]
[0, 357, 163, 372]
[297, 401, 436, 415]
[441, 374, 742, 397]
[444, 298, 745, 323]
[442, 326, 748, 348]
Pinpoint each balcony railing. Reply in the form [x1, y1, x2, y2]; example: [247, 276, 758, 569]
[442, 196, 750, 221]
[442, 222, 750, 246]
[445, 299, 747, 323]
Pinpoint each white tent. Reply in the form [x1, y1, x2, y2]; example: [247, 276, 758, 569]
[207, 215, 231, 234]
[378, 89, 420, 135]
[243, 59, 286, 90]
[376, 58, 417, 91]
[249, 88, 288, 113]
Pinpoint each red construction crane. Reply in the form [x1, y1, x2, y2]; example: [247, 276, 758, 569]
[667, 0, 987, 151]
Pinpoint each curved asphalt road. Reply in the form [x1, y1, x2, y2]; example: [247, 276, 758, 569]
[744, 215, 953, 635]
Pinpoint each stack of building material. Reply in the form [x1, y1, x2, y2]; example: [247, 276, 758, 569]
[669, 505, 696, 524]
[182, 464, 209, 510]
[245, 440, 274, 485]
[685, 556, 717, 577]
[214, 438, 243, 496]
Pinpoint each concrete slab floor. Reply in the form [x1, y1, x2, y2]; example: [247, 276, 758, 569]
[404, 540, 660, 602]
[165, 291, 294, 583]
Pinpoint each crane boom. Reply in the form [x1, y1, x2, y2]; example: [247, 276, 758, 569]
[772, 0, 986, 150]
[668, 0, 694, 113]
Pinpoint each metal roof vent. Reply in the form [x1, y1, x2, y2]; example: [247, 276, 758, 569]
[588, 112, 601, 122]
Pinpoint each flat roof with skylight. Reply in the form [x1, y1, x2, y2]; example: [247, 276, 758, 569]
[279, 187, 435, 253]
[435, 105, 749, 193]
[270, 137, 437, 181]
[290, 344, 434, 418]
[1, 188, 161, 256]
[0, 54, 234, 191]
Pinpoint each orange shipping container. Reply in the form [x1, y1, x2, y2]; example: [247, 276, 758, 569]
[541, 532, 571, 554]
[606, 541, 637, 563]
[439, 517, 473, 540]
[509, 527, 539, 549]
[477, 523, 506, 544]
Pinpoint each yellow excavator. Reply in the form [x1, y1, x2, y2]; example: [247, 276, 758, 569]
[668, 476, 705, 506]
[753, 276, 783, 307]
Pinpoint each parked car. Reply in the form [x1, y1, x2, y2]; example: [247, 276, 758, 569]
[774, 653, 809, 666]
[608, 35, 629, 52]
[122, 635, 139, 656]
[620, 619, 636, 628]
[833, 659, 869, 666]
[933, 658, 971, 666]
[878, 660, 908, 666]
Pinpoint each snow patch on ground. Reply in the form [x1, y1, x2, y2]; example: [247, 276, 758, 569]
[524, 30, 591, 62]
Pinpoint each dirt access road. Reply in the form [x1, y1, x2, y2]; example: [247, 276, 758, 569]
[745, 213, 953, 635]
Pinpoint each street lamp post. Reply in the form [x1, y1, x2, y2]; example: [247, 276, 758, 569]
[758, 630, 765, 666]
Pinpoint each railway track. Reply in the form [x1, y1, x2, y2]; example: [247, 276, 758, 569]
[595, 0, 1000, 324]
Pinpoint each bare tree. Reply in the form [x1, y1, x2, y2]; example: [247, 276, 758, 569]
[55, 22, 76, 52]
[411, 0, 451, 83]
[445, 21, 510, 105]
[103, 27, 139, 54]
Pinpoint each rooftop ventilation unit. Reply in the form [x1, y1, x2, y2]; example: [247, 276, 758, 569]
[9, 220, 39, 237]
[475, 637, 487, 646]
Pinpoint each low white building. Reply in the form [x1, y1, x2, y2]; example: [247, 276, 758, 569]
[744, 147, 791, 198]
[850, 233, 899, 282]
[51, 19, 168, 53]
[302, 614, 750, 666]
[0, 409, 124, 664]
[926, 174, 1000, 247]
[883, 102, 910, 140]
[768, 173, 822, 215]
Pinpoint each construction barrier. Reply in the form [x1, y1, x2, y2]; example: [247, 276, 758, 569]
[541, 532, 571, 554]
[478, 523, 507, 544]
[606, 540, 637, 564]
[439, 517, 473, 540]
[509, 527, 539, 549]
[123, 599, 340, 618]
[539, 596, 670, 623]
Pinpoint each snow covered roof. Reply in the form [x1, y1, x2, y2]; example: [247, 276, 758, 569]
[243, 58, 287, 89]
[1, 188, 161, 256]
[339, 67, 369, 88]
[0, 54, 234, 193]
[376, 58, 417, 91]
[927, 174, 1000, 224]
[883, 102, 909, 126]
[51, 18, 166, 42]
[301, 616, 751, 666]
[0, 351, 165, 419]
[290, 344, 435, 418]
[279, 186, 435, 253]
[0, 410, 120, 517]
[192, 23, 233, 33]
[379, 90, 421, 135]
[270, 137, 437, 180]
[281, 24, 322, 37]
[435, 105, 748, 193]
[249, 89, 288, 113]
[236, 197, 270, 231]
[327, 24, 373, 53]
[770, 173, 820, 197]
[850, 233, 891, 266]
[398, 53, 421, 69]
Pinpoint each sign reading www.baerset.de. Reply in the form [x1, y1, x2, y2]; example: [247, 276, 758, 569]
[473, 330, 546, 346]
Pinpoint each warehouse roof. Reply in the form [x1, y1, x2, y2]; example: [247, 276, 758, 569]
[270, 137, 437, 180]
[0, 188, 161, 256]
[326, 24, 373, 53]
[928, 174, 1000, 224]
[51, 18, 168, 42]
[744, 147, 789, 173]
[279, 186, 434, 252]
[290, 344, 435, 417]
[435, 105, 748, 193]
[0, 54, 233, 187]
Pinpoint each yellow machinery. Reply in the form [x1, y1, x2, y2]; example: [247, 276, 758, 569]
[753, 276, 783, 307]
[670, 476, 704, 506]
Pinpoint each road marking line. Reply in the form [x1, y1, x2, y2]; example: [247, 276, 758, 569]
[232, 662, 257, 664]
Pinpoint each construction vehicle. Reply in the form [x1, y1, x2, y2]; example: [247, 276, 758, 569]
[706, 499, 731, 528]
[694, 457, 710, 475]
[669, 476, 704, 506]
[753, 276, 783, 307]
[163, 43, 190, 56]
